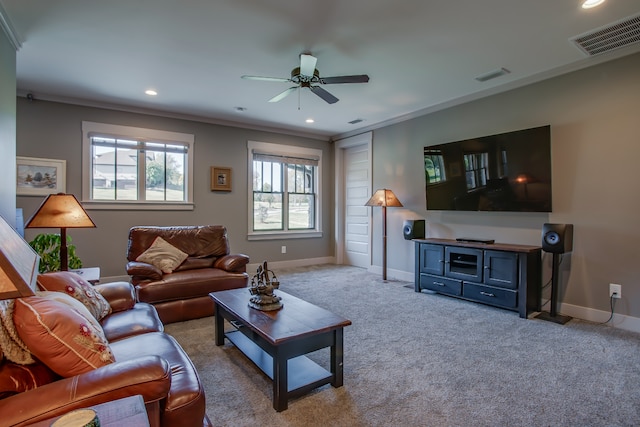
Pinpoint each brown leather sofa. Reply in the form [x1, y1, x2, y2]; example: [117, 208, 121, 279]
[0, 277, 211, 427]
[126, 225, 250, 324]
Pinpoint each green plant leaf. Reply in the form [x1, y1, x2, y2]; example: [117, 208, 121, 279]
[29, 233, 83, 273]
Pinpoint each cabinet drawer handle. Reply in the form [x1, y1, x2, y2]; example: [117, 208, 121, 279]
[433, 281, 446, 287]
[480, 291, 495, 297]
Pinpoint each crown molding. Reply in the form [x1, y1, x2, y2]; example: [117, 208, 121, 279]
[0, 1, 21, 50]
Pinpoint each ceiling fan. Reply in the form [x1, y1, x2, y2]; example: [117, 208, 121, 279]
[241, 53, 369, 104]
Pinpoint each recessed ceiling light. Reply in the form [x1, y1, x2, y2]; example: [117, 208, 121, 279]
[582, 0, 605, 9]
[145, 89, 158, 96]
[305, 118, 315, 124]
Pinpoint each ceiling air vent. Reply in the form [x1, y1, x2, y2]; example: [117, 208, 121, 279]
[571, 12, 640, 56]
[474, 68, 510, 82]
[348, 118, 364, 125]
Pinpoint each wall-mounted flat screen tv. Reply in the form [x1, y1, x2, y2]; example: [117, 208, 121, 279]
[424, 125, 552, 212]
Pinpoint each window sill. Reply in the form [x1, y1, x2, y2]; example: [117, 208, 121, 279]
[247, 231, 323, 241]
[82, 201, 195, 211]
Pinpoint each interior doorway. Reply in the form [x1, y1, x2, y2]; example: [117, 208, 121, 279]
[334, 132, 372, 268]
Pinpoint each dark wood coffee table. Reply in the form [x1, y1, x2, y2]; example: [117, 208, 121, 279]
[210, 288, 351, 411]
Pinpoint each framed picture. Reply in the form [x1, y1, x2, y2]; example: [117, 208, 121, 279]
[211, 166, 232, 191]
[16, 156, 67, 196]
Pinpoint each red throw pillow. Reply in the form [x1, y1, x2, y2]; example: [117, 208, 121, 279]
[13, 293, 115, 377]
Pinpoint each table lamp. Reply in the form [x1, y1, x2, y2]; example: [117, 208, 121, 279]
[25, 193, 96, 271]
[365, 189, 403, 281]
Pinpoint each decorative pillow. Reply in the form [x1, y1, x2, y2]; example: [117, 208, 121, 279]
[13, 293, 115, 377]
[0, 299, 35, 365]
[135, 236, 188, 274]
[0, 360, 59, 399]
[35, 291, 103, 332]
[37, 271, 112, 321]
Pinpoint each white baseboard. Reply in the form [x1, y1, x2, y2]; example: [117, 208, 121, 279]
[102, 274, 130, 283]
[559, 302, 640, 333]
[247, 256, 336, 273]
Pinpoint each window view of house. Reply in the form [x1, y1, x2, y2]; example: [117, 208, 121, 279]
[81, 122, 194, 208]
[91, 136, 187, 201]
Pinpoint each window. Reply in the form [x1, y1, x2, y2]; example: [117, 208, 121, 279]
[464, 152, 488, 190]
[424, 149, 446, 184]
[248, 141, 322, 239]
[82, 122, 194, 210]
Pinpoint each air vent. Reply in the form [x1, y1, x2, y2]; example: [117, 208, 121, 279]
[348, 118, 364, 125]
[571, 12, 640, 56]
[474, 68, 510, 82]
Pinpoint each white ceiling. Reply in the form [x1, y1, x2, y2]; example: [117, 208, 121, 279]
[2, 0, 640, 140]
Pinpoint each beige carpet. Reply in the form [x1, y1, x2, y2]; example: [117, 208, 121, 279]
[165, 264, 640, 427]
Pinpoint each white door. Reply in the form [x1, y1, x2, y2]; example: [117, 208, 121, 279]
[335, 132, 372, 268]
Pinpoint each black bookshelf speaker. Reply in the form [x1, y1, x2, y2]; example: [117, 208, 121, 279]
[403, 220, 425, 240]
[541, 223, 574, 254]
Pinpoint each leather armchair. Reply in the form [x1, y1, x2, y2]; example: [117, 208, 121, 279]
[0, 279, 211, 427]
[126, 225, 249, 324]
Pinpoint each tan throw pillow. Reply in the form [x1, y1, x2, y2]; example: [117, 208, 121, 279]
[136, 236, 188, 274]
[13, 293, 115, 377]
[37, 272, 112, 321]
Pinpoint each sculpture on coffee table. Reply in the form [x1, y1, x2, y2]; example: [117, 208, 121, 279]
[248, 261, 282, 311]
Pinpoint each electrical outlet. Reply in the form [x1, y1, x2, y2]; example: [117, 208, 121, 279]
[281, 245, 287, 254]
[609, 283, 621, 299]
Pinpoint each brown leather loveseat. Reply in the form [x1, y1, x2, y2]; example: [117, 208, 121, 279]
[0, 272, 211, 427]
[126, 225, 249, 324]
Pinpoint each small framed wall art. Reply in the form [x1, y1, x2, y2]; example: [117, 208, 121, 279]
[16, 156, 67, 196]
[211, 166, 232, 192]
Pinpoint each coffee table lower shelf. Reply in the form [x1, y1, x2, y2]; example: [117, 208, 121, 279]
[226, 330, 333, 395]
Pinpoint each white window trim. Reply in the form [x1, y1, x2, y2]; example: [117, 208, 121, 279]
[247, 140, 322, 240]
[81, 121, 195, 210]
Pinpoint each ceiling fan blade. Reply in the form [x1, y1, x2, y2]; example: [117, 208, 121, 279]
[242, 75, 291, 83]
[268, 86, 298, 102]
[309, 86, 339, 104]
[320, 74, 370, 84]
[299, 54, 318, 77]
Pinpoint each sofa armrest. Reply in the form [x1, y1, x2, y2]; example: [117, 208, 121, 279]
[126, 261, 163, 280]
[0, 355, 171, 427]
[95, 281, 137, 312]
[213, 253, 250, 273]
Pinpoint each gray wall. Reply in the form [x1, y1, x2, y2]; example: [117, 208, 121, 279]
[373, 52, 640, 319]
[16, 101, 334, 277]
[12, 51, 640, 321]
[0, 28, 16, 224]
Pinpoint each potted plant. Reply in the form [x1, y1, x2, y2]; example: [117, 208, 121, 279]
[28, 233, 83, 273]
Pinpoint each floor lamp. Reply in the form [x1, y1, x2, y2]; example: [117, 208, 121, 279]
[365, 189, 403, 281]
[25, 193, 96, 271]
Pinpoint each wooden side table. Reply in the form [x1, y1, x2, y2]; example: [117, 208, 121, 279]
[28, 395, 150, 427]
[69, 266, 101, 284]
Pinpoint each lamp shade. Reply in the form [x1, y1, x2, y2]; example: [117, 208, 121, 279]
[25, 193, 96, 229]
[364, 189, 403, 207]
[0, 215, 38, 299]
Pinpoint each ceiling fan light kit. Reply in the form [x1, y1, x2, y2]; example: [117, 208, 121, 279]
[242, 53, 369, 105]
